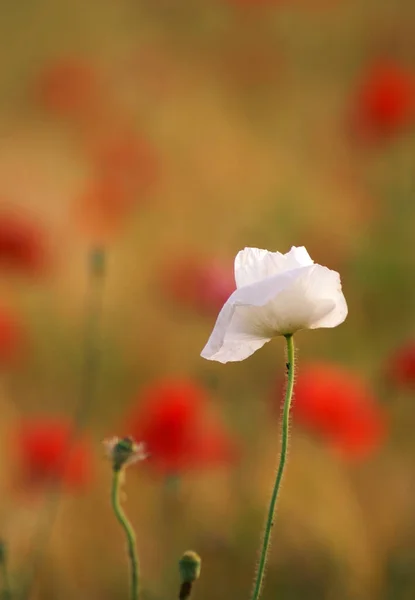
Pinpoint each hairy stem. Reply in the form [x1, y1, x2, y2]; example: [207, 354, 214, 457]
[250, 333, 295, 600]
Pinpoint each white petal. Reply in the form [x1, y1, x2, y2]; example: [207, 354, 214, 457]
[306, 266, 348, 329]
[201, 264, 347, 363]
[234, 246, 313, 288]
[202, 266, 314, 363]
[200, 299, 273, 363]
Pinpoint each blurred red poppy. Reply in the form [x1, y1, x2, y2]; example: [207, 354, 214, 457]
[0, 208, 49, 277]
[0, 305, 25, 365]
[124, 379, 238, 474]
[73, 172, 135, 242]
[387, 341, 415, 388]
[161, 255, 235, 317]
[351, 60, 415, 140]
[87, 128, 159, 196]
[35, 57, 101, 121]
[74, 128, 160, 240]
[14, 418, 93, 492]
[289, 363, 386, 459]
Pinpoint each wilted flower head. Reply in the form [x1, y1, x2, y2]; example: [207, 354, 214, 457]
[161, 254, 235, 316]
[290, 362, 386, 459]
[14, 418, 93, 492]
[201, 246, 347, 363]
[0, 208, 49, 277]
[352, 60, 415, 140]
[103, 436, 148, 471]
[124, 379, 238, 475]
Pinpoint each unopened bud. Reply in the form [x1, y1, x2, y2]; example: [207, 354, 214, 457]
[178, 551, 201, 600]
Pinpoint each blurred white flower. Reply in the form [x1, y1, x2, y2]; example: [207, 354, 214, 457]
[200, 246, 347, 363]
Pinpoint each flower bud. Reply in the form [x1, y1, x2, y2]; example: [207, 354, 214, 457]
[178, 551, 201, 600]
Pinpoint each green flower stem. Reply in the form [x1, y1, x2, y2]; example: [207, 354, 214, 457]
[250, 333, 295, 600]
[20, 246, 107, 600]
[111, 468, 139, 600]
[0, 547, 12, 600]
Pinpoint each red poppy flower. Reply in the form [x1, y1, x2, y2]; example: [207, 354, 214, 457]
[124, 380, 238, 474]
[289, 363, 386, 459]
[35, 57, 101, 121]
[0, 208, 49, 277]
[14, 418, 93, 491]
[387, 341, 415, 388]
[0, 305, 25, 365]
[161, 255, 235, 317]
[352, 61, 415, 140]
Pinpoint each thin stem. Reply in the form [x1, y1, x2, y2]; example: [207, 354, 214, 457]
[111, 469, 139, 600]
[20, 246, 107, 599]
[0, 556, 12, 600]
[250, 334, 295, 600]
[179, 581, 192, 600]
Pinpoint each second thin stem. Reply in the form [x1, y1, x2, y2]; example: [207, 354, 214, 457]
[111, 468, 140, 600]
[250, 333, 295, 600]
[20, 246, 106, 600]
[0, 543, 12, 600]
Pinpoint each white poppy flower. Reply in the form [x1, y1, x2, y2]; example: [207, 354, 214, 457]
[200, 246, 347, 363]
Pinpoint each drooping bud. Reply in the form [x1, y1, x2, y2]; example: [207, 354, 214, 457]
[178, 551, 201, 599]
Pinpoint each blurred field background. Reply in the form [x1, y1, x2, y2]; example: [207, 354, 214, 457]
[0, 0, 415, 599]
